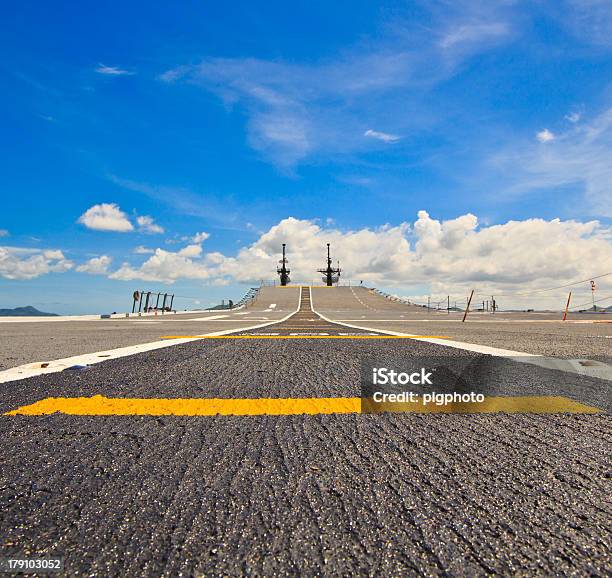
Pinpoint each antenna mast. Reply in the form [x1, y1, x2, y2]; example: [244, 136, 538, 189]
[317, 243, 341, 286]
[277, 243, 290, 286]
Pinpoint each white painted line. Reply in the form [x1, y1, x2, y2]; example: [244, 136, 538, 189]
[290, 333, 329, 336]
[0, 289, 303, 384]
[339, 332, 379, 336]
[187, 315, 230, 321]
[247, 333, 279, 336]
[0, 338, 208, 384]
[309, 289, 612, 381]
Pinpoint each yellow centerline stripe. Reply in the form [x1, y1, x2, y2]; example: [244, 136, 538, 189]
[159, 335, 451, 339]
[4, 395, 599, 416]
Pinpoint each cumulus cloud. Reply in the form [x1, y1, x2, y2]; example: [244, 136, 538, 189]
[110, 247, 215, 283]
[364, 129, 401, 143]
[191, 231, 210, 243]
[78, 203, 134, 232]
[0, 247, 74, 280]
[95, 64, 135, 76]
[136, 215, 164, 234]
[76, 255, 112, 275]
[105, 212, 612, 307]
[536, 128, 555, 143]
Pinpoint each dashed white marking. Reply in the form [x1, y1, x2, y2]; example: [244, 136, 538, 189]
[246, 332, 279, 336]
[350, 287, 377, 311]
[290, 332, 329, 336]
[339, 332, 379, 336]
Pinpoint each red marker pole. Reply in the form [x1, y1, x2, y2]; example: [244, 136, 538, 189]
[462, 290, 474, 323]
[562, 291, 572, 321]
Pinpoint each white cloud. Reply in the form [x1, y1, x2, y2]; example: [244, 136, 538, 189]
[134, 245, 155, 254]
[105, 212, 612, 308]
[43, 249, 65, 260]
[536, 129, 555, 143]
[76, 255, 112, 275]
[95, 64, 135, 76]
[110, 247, 214, 283]
[439, 22, 510, 50]
[364, 129, 401, 143]
[565, 110, 582, 123]
[493, 106, 612, 215]
[158, 3, 520, 168]
[0, 247, 74, 280]
[192, 231, 210, 243]
[178, 244, 203, 258]
[136, 215, 164, 234]
[78, 203, 134, 232]
[0, 229, 9, 237]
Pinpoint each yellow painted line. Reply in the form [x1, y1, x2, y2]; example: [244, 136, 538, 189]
[159, 334, 452, 339]
[5, 396, 359, 416]
[4, 395, 600, 416]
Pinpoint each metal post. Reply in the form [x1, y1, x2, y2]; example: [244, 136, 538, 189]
[161, 293, 167, 313]
[155, 292, 160, 310]
[169, 294, 174, 312]
[462, 290, 474, 323]
[143, 292, 150, 313]
[139, 291, 145, 313]
[447, 295, 450, 314]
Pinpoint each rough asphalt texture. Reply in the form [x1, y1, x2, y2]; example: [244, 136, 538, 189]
[0, 286, 610, 576]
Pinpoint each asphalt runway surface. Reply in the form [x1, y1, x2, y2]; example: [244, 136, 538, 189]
[1, 285, 610, 369]
[239, 287, 384, 336]
[0, 286, 610, 576]
[0, 287, 300, 370]
[312, 287, 612, 357]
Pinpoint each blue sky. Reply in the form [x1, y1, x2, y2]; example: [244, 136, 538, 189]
[1, 1, 612, 313]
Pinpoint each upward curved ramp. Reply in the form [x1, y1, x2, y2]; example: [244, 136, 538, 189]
[238, 287, 386, 336]
[311, 285, 422, 314]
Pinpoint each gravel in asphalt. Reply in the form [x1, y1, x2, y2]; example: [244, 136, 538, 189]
[1, 333, 611, 576]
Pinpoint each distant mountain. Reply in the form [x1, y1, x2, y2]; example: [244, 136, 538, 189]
[0, 305, 58, 317]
